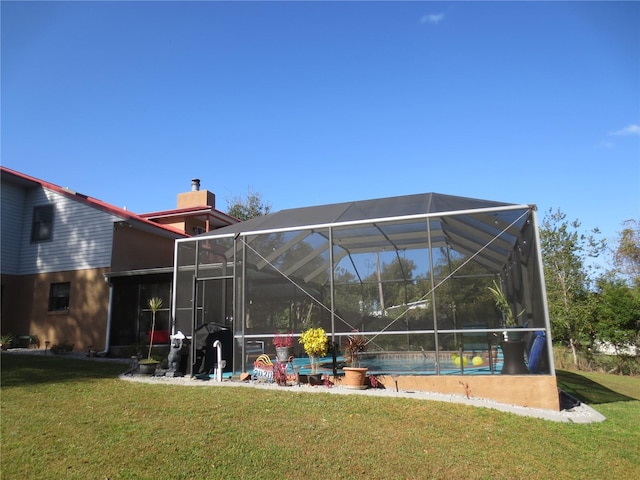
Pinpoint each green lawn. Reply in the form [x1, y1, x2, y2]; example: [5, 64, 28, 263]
[2, 353, 639, 479]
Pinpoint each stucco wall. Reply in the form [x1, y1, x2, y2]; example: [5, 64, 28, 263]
[177, 189, 215, 209]
[373, 374, 561, 411]
[1, 268, 110, 352]
[111, 224, 177, 271]
[0, 274, 31, 335]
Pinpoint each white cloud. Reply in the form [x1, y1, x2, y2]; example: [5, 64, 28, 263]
[608, 124, 640, 136]
[420, 13, 445, 25]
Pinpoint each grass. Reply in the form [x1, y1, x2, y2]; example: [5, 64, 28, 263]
[2, 353, 639, 480]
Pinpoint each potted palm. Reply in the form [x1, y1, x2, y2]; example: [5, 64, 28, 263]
[342, 332, 368, 389]
[0, 333, 13, 351]
[299, 327, 328, 383]
[139, 297, 163, 374]
[488, 281, 528, 374]
[488, 280, 524, 340]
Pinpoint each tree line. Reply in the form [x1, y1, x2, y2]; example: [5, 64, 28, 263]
[541, 211, 639, 374]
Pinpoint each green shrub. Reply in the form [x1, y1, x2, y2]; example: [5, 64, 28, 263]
[553, 345, 640, 375]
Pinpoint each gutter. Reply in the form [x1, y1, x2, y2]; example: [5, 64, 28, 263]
[99, 276, 114, 356]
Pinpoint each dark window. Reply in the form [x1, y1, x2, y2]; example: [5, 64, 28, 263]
[31, 205, 54, 242]
[49, 283, 70, 311]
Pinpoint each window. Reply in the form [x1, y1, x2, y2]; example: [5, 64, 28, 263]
[31, 205, 54, 242]
[49, 283, 70, 312]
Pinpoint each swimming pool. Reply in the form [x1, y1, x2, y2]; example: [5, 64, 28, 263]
[264, 351, 504, 376]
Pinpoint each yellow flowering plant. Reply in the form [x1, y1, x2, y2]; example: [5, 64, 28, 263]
[299, 327, 328, 373]
[299, 327, 328, 357]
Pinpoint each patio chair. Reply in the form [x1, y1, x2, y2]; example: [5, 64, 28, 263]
[239, 339, 265, 363]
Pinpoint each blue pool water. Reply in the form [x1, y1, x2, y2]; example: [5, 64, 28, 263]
[248, 354, 504, 376]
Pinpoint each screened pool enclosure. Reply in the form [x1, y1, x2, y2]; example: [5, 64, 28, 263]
[171, 193, 554, 379]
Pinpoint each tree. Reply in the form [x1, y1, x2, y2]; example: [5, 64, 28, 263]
[589, 219, 640, 373]
[361, 256, 417, 314]
[540, 209, 606, 367]
[613, 218, 640, 288]
[226, 189, 272, 221]
[593, 277, 640, 373]
[428, 248, 496, 329]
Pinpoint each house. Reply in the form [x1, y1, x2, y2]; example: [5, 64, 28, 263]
[0, 167, 237, 354]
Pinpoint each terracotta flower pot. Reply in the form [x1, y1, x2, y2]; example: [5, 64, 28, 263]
[342, 367, 368, 389]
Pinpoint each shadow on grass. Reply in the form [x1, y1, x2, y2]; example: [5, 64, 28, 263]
[556, 370, 636, 405]
[0, 353, 128, 388]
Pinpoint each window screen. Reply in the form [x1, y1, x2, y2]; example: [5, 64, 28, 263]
[49, 282, 70, 311]
[31, 205, 54, 242]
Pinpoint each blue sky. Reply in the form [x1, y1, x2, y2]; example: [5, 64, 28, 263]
[2, 1, 638, 264]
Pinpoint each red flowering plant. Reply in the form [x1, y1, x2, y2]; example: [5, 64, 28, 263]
[344, 331, 367, 367]
[273, 332, 293, 348]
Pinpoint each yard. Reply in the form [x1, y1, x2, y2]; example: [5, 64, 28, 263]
[1, 353, 639, 479]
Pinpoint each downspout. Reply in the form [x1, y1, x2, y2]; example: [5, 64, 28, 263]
[171, 242, 179, 337]
[99, 275, 113, 356]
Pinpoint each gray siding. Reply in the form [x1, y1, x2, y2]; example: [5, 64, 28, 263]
[12, 186, 123, 275]
[1, 181, 27, 275]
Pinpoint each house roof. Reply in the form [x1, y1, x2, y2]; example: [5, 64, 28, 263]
[1, 166, 189, 238]
[140, 205, 239, 229]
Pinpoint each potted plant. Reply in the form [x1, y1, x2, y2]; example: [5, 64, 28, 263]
[0, 333, 13, 351]
[488, 280, 528, 374]
[488, 280, 525, 338]
[299, 327, 328, 382]
[273, 356, 298, 386]
[139, 297, 163, 374]
[342, 332, 368, 389]
[273, 331, 293, 362]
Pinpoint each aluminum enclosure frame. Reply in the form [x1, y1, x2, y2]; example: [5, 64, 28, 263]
[171, 192, 555, 379]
